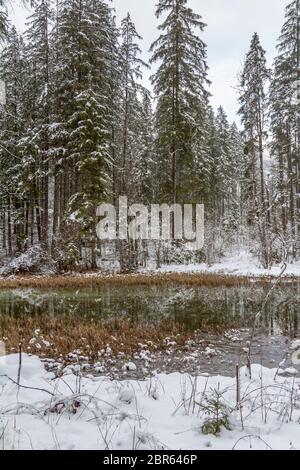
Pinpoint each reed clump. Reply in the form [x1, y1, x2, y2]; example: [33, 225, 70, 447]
[0, 271, 289, 290]
[0, 314, 196, 361]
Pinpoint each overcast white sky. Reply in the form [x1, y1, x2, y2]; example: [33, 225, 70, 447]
[9, 0, 289, 123]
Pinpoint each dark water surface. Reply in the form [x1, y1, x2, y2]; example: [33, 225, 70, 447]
[0, 284, 299, 334]
[0, 284, 299, 375]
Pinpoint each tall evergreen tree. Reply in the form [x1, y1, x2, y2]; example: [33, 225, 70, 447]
[269, 0, 300, 259]
[150, 0, 210, 204]
[238, 33, 271, 267]
[20, 0, 54, 250]
[0, 0, 8, 40]
[133, 91, 155, 204]
[116, 13, 148, 199]
[0, 27, 27, 255]
[50, 0, 114, 266]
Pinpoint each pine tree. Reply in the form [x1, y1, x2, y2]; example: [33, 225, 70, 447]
[0, 1, 34, 39]
[215, 106, 232, 204]
[113, 13, 149, 273]
[133, 91, 155, 204]
[150, 0, 210, 204]
[193, 107, 215, 206]
[50, 0, 114, 267]
[225, 123, 246, 243]
[116, 13, 148, 199]
[238, 33, 271, 268]
[106, 14, 121, 206]
[0, 0, 8, 40]
[20, 0, 54, 250]
[0, 26, 27, 254]
[269, 0, 300, 259]
[202, 107, 243, 263]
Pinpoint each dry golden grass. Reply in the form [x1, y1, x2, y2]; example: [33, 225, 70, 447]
[0, 271, 290, 289]
[0, 314, 198, 361]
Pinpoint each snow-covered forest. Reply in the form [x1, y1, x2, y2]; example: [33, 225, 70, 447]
[0, 0, 299, 275]
[2, 1, 300, 453]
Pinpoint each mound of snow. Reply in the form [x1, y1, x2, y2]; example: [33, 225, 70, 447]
[0, 246, 57, 276]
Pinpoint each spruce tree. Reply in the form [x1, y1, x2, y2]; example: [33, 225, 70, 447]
[51, 0, 114, 266]
[114, 13, 149, 272]
[0, 26, 27, 254]
[20, 0, 54, 250]
[150, 0, 210, 204]
[117, 13, 148, 199]
[269, 0, 300, 259]
[0, 0, 8, 40]
[134, 91, 155, 204]
[238, 33, 271, 267]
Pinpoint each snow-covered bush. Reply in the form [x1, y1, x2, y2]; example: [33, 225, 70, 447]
[53, 242, 81, 272]
[0, 246, 57, 276]
[155, 241, 206, 266]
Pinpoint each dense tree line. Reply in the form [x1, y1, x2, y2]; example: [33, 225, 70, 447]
[0, 0, 298, 272]
[238, 1, 300, 267]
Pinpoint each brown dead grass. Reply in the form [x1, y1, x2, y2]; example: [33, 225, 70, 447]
[0, 314, 198, 361]
[0, 271, 291, 289]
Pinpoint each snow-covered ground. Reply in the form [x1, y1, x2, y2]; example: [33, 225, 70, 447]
[0, 354, 300, 450]
[155, 251, 300, 278]
[1, 249, 300, 280]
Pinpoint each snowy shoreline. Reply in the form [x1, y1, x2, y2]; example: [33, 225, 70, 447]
[151, 252, 300, 279]
[0, 354, 300, 450]
[1, 267, 300, 288]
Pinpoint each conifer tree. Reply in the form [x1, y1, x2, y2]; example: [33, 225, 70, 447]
[21, 0, 54, 250]
[269, 0, 300, 259]
[133, 91, 155, 204]
[238, 33, 271, 267]
[150, 0, 210, 204]
[0, 27, 27, 254]
[0, 0, 8, 40]
[117, 13, 148, 199]
[50, 0, 114, 266]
